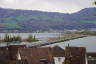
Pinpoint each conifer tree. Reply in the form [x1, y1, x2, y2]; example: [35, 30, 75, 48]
[94, 1, 96, 5]
[3, 34, 10, 42]
[15, 35, 22, 42]
[26, 35, 34, 42]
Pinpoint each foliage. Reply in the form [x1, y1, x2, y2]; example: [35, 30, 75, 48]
[3, 34, 22, 42]
[26, 35, 37, 42]
[2, 34, 38, 43]
[94, 1, 96, 5]
[0, 8, 96, 32]
[3, 34, 10, 42]
[0, 22, 20, 29]
[81, 30, 96, 36]
[13, 35, 22, 42]
[74, 30, 96, 36]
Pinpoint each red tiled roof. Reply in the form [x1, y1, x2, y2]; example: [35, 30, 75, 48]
[65, 47, 86, 56]
[19, 47, 53, 64]
[8, 45, 26, 60]
[52, 46, 65, 57]
[65, 47, 86, 64]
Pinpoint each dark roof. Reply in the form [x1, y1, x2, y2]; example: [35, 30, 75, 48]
[8, 45, 26, 60]
[65, 46, 86, 56]
[8, 45, 26, 49]
[19, 47, 53, 64]
[65, 47, 86, 64]
[0, 46, 9, 61]
[8, 60, 28, 64]
[0, 46, 8, 50]
[52, 46, 65, 57]
[87, 52, 96, 57]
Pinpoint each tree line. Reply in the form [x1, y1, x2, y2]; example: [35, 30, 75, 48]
[0, 34, 38, 43]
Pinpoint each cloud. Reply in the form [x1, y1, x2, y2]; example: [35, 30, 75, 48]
[0, 0, 94, 13]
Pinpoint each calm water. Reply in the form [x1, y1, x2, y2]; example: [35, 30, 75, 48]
[0, 33, 60, 46]
[44, 36, 96, 52]
[0, 33, 96, 52]
[0, 33, 60, 40]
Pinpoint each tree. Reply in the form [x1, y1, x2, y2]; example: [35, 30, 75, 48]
[93, 1, 96, 16]
[3, 34, 22, 43]
[26, 35, 37, 42]
[94, 1, 96, 5]
[14, 35, 22, 42]
[26, 35, 34, 42]
[33, 36, 36, 41]
[3, 34, 10, 42]
[0, 36, 2, 42]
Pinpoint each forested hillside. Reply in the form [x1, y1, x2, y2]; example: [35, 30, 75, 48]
[0, 7, 96, 32]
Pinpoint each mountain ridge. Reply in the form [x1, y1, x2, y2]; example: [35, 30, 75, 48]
[0, 7, 96, 32]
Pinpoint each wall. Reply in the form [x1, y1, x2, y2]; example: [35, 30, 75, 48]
[54, 57, 65, 64]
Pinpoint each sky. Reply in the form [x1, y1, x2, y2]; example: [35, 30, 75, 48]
[0, 0, 95, 13]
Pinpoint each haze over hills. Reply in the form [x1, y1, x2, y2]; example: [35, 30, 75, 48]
[0, 7, 96, 32]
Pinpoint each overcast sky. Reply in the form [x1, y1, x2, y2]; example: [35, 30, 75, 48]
[0, 0, 95, 13]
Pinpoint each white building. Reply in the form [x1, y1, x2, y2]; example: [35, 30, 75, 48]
[52, 46, 65, 64]
[54, 57, 65, 64]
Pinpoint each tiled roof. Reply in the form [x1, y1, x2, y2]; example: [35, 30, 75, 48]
[65, 47, 86, 56]
[87, 52, 96, 57]
[0, 46, 9, 63]
[18, 47, 53, 64]
[65, 47, 86, 64]
[52, 46, 65, 57]
[8, 45, 26, 60]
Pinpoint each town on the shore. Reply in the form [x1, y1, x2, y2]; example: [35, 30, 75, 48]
[0, 30, 96, 64]
[0, 44, 96, 64]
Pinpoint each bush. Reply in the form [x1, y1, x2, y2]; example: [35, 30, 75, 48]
[3, 34, 22, 42]
[26, 35, 37, 42]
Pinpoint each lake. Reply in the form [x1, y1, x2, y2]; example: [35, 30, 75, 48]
[0, 33, 96, 52]
[0, 33, 60, 46]
[44, 36, 96, 52]
[0, 33, 60, 40]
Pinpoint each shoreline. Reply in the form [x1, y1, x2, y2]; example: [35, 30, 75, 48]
[29, 35, 88, 47]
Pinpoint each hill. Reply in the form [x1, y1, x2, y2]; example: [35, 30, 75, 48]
[0, 7, 96, 32]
